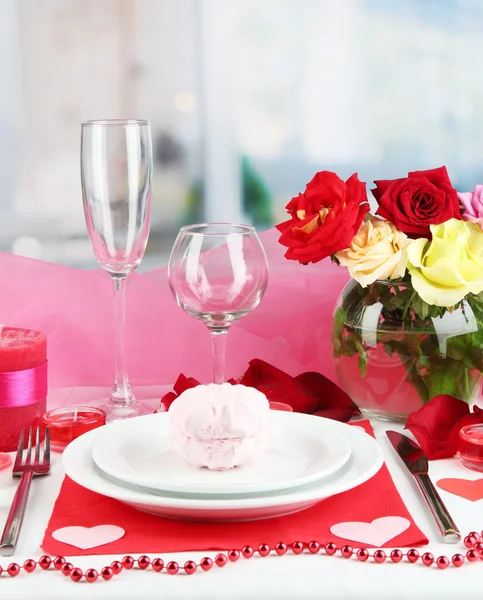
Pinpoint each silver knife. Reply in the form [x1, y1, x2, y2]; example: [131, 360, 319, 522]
[386, 431, 461, 544]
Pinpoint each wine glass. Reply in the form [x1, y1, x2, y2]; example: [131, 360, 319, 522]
[168, 223, 269, 383]
[81, 119, 152, 421]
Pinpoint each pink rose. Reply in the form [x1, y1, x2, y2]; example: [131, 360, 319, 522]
[458, 185, 483, 228]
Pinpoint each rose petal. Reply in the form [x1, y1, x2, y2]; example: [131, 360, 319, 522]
[159, 359, 358, 423]
[405, 395, 470, 459]
[294, 371, 360, 422]
[239, 359, 321, 413]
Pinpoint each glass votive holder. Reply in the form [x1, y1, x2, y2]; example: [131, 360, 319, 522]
[459, 424, 483, 472]
[42, 406, 107, 452]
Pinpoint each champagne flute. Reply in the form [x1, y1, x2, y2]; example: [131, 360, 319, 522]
[81, 119, 152, 420]
[168, 223, 269, 383]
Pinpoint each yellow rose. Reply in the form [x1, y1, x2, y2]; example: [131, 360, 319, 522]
[335, 218, 410, 287]
[407, 218, 483, 307]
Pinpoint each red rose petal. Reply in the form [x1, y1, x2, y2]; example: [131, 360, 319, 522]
[159, 359, 358, 424]
[294, 372, 360, 422]
[405, 395, 470, 459]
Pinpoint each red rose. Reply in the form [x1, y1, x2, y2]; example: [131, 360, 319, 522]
[276, 171, 369, 264]
[373, 166, 461, 237]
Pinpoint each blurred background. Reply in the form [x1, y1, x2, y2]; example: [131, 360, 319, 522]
[1, 0, 483, 270]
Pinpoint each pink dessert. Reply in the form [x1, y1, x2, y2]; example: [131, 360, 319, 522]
[169, 383, 270, 470]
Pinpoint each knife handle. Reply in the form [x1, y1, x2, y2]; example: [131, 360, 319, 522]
[415, 474, 461, 544]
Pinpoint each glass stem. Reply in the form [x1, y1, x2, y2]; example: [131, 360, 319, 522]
[111, 276, 135, 405]
[210, 329, 228, 384]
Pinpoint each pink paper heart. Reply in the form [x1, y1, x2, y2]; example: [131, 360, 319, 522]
[330, 516, 410, 546]
[52, 525, 125, 550]
[437, 478, 483, 502]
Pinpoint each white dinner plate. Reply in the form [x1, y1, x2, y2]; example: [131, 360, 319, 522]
[91, 413, 352, 496]
[63, 413, 384, 521]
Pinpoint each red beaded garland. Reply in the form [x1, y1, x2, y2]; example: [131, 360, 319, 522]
[70, 568, 83, 582]
[2, 529, 483, 583]
[422, 552, 434, 567]
[38, 556, 51, 570]
[452, 554, 465, 568]
[23, 559, 36, 573]
[464, 534, 478, 548]
[215, 553, 228, 567]
[325, 542, 337, 555]
[85, 568, 98, 583]
[436, 556, 449, 570]
[357, 548, 369, 562]
[200, 557, 213, 571]
[7, 563, 20, 577]
[110, 560, 123, 574]
[308, 541, 320, 554]
[406, 549, 419, 563]
[184, 560, 197, 575]
[466, 549, 479, 562]
[474, 541, 483, 554]
[390, 549, 403, 563]
[101, 566, 114, 581]
[61, 562, 73, 576]
[292, 541, 304, 555]
[122, 556, 135, 569]
[228, 550, 240, 562]
[53, 556, 66, 570]
[166, 561, 179, 575]
[138, 555, 151, 570]
[151, 558, 164, 572]
[275, 542, 287, 556]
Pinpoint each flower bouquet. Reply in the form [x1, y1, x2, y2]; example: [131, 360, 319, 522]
[277, 167, 483, 421]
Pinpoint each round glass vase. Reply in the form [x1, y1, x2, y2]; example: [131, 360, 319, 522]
[333, 279, 483, 422]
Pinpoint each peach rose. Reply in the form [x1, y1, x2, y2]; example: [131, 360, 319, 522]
[335, 218, 410, 287]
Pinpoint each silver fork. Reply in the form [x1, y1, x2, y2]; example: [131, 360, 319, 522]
[0, 426, 50, 556]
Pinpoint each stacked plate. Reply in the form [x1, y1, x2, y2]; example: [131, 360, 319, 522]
[62, 412, 384, 522]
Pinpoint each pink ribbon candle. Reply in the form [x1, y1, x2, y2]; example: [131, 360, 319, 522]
[0, 326, 47, 452]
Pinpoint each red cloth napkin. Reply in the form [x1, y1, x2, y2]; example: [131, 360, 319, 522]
[41, 421, 427, 556]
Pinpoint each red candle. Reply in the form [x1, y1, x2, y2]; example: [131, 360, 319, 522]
[459, 424, 483, 472]
[43, 407, 106, 452]
[0, 327, 47, 371]
[0, 327, 48, 452]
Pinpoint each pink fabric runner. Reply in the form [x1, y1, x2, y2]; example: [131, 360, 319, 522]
[0, 229, 348, 389]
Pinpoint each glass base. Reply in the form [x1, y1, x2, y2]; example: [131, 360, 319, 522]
[88, 399, 153, 423]
[360, 407, 408, 423]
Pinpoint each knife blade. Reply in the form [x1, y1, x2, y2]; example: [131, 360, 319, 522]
[386, 431, 461, 544]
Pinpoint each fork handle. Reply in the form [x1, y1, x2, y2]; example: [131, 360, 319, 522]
[0, 471, 34, 556]
[415, 473, 461, 544]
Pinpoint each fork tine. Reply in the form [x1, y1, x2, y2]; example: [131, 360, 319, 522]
[25, 427, 33, 466]
[14, 429, 25, 467]
[34, 425, 41, 464]
[44, 427, 50, 465]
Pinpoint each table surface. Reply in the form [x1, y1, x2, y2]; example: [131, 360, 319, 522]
[0, 387, 482, 599]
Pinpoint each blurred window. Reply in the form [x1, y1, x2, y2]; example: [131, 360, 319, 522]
[1, 0, 482, 267]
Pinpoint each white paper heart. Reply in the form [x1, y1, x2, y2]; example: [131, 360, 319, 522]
[52, 525, 125, 550]
[330, 516, 410, 546]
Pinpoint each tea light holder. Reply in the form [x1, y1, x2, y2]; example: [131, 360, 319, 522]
[42, 406, 107, 452]
[459, 424, 483, 472]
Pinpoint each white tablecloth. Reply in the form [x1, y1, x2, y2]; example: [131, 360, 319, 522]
[0, 388, 482, 599]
